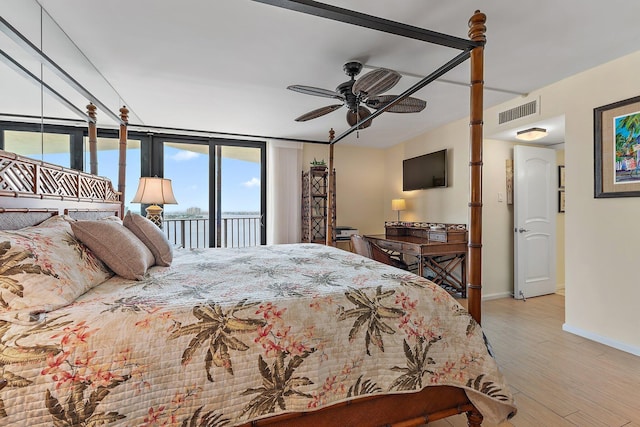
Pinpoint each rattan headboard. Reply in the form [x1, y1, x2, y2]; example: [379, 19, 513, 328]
[0, 150, 122, 229]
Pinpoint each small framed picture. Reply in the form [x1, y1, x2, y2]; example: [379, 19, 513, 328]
[558, 190, 565, 213]
[558, 165, 565, 189]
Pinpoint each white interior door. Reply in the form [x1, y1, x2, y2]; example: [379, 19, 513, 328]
[514, 145, 557, 299]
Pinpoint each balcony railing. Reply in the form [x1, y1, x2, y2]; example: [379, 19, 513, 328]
[164, 216, 262, 248]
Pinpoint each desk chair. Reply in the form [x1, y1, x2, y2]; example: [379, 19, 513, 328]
[350, 234, 373, 258]
[350, 235, 409, 271]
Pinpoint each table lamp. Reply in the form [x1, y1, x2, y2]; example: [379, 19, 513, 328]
[131, 177, 178, 228]
[391, 198, 406, 222]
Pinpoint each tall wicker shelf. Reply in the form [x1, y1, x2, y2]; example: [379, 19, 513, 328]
[301, 166, 336, 245]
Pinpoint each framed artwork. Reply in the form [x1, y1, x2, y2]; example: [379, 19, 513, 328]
[505, 159, 513, 205]
[558, 190, 565, 213]
[594, 95, 640, 198]
[558, 165, 565, 189]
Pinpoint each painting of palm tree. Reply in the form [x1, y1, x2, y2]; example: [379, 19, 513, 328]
[615, 111, 640, 182]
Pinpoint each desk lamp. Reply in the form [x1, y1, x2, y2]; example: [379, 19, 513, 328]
[131, 177, 178, 228]
[391, 198, 406, 222]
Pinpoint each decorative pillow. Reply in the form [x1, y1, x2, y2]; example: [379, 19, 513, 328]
[123, 211, 173, 266]
[99, 215, 123, 224]
[71, 220, 155, 280]
[62, 214, 122, 224]
[0, 215, 113, 323]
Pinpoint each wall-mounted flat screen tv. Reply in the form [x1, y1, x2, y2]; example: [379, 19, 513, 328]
[402, 149, 448, 191]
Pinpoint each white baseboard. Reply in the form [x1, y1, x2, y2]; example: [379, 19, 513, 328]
[482, 291, 512, 301]
[562, 323, 640, 357]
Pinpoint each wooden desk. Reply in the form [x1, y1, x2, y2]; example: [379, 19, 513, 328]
[365, 232, 467, 297]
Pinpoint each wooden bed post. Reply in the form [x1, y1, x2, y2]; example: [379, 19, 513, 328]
[326, 128, 335, 246]
[467, 10, 486, 325]
[87, 103, 98, 175]
[118, 106, 129, 217]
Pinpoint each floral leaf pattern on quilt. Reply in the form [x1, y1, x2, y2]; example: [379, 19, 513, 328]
[266, 282, 308, 298]
[180, 406, 230, 427]
[45, 377, 130, 426]
[389, 337, 441, 391]
[240, 349, 315, 418]
[42, 323, 140, 426]
[62, 234, 107, 274]
[380, 273, 422, 285]
[0, 241, 56, 307]
[450, 304, 478, 338]
[101, 295, 160, 314]
[302, 272, 342, 287]
[0, 316, 72, 418]
[170, 300, 267, 380]
[338, 286, 404, 355]
[250, 264, 287, 279]
[466, 374, 511, 402]
[347, 375, 382, 397]
[340, 259, 380, 271]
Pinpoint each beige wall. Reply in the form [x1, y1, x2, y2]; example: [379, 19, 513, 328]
[383, 122, 469, 225]
[557, 150, 565, 291]
[302, 143, 386, 235]
[484, 52, 640, 353]
[382, 121, 516, 299]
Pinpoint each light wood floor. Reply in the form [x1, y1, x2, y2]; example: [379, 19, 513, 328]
[430, 294, 640, 427]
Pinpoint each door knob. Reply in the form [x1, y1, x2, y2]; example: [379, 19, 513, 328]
[517, 228, 529, 233]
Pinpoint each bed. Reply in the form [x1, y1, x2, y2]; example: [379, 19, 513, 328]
[0, 152, 515, 427]
[0, 4, 515, 426]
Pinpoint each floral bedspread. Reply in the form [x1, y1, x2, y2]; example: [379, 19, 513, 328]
[0, 244, 515, 426]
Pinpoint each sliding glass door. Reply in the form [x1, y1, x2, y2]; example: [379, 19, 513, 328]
[0, 121, 267, 248]
[82, 135, 142, 214]
[163, 139, 265, 248]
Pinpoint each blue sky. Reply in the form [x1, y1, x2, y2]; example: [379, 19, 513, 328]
[18, 144, 261, 214]
[163, 145, 261, 213]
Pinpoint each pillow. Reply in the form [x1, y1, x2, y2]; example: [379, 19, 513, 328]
[99, 215, 123, 224]
[0, 215, 113, 323]
[61, 214, 122, 224]
[71, 220, 155, 280]
[123, 211, 173, 266]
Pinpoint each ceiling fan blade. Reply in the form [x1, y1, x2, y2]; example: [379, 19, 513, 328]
[346, 106, 373, 129]
[366, 95, 427, 113]
[287, 85, 343, 99]
[352, 68, 401, 98]
[295, 104, 343, 122]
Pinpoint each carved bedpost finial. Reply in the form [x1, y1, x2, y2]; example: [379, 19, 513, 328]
[119, 105, 129, 123]
[329, 128, 335, 143]
[468, 10, 487, 44]
[86, 103, 97, 121]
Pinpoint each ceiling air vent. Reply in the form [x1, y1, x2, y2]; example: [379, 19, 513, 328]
[498, 100, 537, 124]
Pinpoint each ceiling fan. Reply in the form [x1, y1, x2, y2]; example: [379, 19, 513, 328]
[287, 61, 427, 129]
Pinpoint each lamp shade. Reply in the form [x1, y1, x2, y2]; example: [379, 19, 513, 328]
[516, 127, 547, 141]
[131, 177, 178, 205]
[391, 198, 406, 211]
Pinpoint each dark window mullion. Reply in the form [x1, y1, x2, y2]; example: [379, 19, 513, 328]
[69, 128, 84, 170]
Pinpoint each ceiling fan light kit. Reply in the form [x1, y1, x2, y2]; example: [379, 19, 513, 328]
[288, 60, 427, 129]
[516, 127, 547, 141]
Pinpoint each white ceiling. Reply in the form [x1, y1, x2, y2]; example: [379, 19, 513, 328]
[3, 0, 640, 148]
